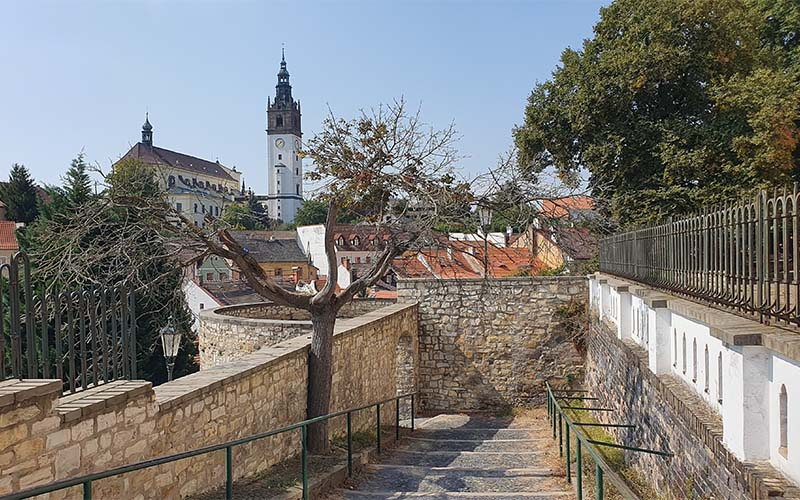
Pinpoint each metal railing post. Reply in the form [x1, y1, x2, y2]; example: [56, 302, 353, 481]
[410, 394, 415, 431]
[376, 403, 382, 454]
[301, 425, 308, 500]
[565, 423, 571, 483]
[346, 411, 353, 477]
[83, 481, 91, 500]
[225, 445, 233, 500]
[558, 413, 563, 457]
[576, 440, 582, 500]
[395, 397, 400, 441]
[595, 463, 604, 500]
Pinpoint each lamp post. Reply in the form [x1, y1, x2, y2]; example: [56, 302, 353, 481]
[159, 316, 182, 382]
[478, 204, 493, 277]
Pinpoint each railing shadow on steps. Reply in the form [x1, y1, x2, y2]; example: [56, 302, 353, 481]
[546, 382, 672, 500]
[0, 392, 417, 500]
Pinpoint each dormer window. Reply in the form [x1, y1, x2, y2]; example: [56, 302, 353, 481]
[337, 237, 345, 247]
[167, 175, 175, 187]
[352, 236, 360, 246]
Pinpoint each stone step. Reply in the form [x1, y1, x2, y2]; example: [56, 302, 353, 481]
[338, 490, 575, 499]
[404, 437, 549, 453]
[379, 450, 547, 469]
[412, 429, 542, 441]
[353, 464, 568, 493]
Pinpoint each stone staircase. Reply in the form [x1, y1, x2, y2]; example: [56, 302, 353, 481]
[333, 412, 575, 500]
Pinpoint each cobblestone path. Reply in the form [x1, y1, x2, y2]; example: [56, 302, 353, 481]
[333, 411, 575, 500]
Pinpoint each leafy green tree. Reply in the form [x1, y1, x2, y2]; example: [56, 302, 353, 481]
[514, 0, 800, 225]
[293, 199, 328, 226]
[221, 202, 266, 230]
[0, 163, 39, 223]
[291, 198, 360, 227]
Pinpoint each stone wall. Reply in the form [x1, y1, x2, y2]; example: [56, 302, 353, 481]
[397, 277, 586, 412]
[198, 298, 396, 368]
[0, 303, 418, 499]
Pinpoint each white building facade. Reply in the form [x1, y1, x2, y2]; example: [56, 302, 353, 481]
[265, 52, 304, 224]
[589, 274, 800, 485]
[118, 116, 241, 228]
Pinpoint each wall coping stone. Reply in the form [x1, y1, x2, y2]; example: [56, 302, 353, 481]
[595, 273, 800, 362]
[54, 380, 152, 423]
[397, 276, 585, 285]
[157, 302, 418, 411]
[0, 379, 61, 409]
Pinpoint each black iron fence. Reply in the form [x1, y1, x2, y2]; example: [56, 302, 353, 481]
[600, 188, 800, 327]
[1, 253, 137, 393]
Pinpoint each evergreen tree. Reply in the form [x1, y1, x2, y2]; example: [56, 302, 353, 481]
[62, 153, 93, 206]
[0, 163, 39, 223]
[26, 158, 199, 384]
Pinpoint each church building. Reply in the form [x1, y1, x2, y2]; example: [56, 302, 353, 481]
[265, 51, 304, 224]
[117, 115, 242, 227]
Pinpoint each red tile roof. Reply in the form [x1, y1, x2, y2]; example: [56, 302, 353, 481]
[540, 196, 595, 219]
[393, 243, 535, 279]
[0, 222, 19, 251]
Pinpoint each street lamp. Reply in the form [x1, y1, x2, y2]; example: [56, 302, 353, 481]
[477, 203, 493, 277]
[159, 316, 182, 382]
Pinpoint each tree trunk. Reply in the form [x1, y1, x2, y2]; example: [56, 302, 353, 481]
[307, 306, 336, 453]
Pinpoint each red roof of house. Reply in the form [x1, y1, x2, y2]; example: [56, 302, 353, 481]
[393, 243, 536, 279]
[540, 196, 595, 219]
[0, 222, 19, 251]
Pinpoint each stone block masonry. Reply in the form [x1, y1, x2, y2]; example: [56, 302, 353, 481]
[198, 298, 396, 368]
[0, 302, 418, 499]
[397, 276, 586, 412]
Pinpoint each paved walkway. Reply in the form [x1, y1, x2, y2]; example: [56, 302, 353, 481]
[333, 411, 575, 500]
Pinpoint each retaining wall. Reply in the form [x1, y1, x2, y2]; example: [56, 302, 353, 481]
[397, 276, 586, 411]
[0, 303, 418, 499]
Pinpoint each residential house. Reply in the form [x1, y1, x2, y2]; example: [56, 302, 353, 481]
[229, 230, 317, 281]
[0, 221, 19, 265]
[510, 195, 599, 273]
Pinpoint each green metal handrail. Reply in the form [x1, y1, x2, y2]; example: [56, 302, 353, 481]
[1, 392, 417, 500]
[546, 382, 672, 500]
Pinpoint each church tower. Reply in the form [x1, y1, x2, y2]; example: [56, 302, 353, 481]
[266, 50, 303, 223]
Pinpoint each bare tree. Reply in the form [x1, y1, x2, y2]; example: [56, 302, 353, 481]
[30, 99, 466, 452]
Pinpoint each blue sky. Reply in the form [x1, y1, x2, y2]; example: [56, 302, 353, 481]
[0, 0, 607, 192]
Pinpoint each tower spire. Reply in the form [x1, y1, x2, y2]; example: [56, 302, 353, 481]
[141, 113, 153, 147]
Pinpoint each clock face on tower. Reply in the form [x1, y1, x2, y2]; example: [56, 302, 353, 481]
[275, 138, 285, 149]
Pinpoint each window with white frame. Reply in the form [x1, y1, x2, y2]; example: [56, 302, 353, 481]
[779, 384, 788, 457]
[682, 333, 687, 374]
[704, 346, 709, 393]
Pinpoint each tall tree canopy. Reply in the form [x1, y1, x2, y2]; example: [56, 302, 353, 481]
[514, 0, 800, 225]
[0, 163, 39, 224]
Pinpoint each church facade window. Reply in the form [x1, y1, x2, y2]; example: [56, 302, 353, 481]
[176, 202, 182, 213]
